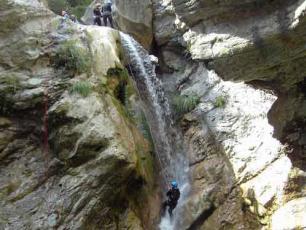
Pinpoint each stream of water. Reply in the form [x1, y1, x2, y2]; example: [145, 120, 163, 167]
[120, 32, 190, 229]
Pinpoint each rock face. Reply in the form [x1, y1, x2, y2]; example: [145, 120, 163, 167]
[0, 0, 159, 229]
[1, 0, 305, 229]
[150, 0, 306, 229]
[113, 0, 153, 49]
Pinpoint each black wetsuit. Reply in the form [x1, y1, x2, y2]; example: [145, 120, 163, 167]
[102, 3, 113, 28]
[93, 8, 102, 26]
[162, 188, 180, 217]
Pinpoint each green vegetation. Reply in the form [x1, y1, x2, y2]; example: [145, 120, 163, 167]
[173, 93, 201, 114]
[0, 75, 21, 94]
[69, 81, 92, 97]
[214, 95, 227, 108]
[47, 0, 92, 18]
[53, 40, 91, 75]
[107, 68, 129, 81]
[139, 111, 153, 146]
[0, 75, 21, 114]
[47, 0, 67, 15]
[107, 68, 131, 105]
[114, 81, 127, 105]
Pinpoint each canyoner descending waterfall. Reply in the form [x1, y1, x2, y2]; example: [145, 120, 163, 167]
[120, 32, 190, 229]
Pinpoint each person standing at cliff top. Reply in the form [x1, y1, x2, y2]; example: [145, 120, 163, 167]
[102, 0, 114, 28]
[93, 3, 102, 26]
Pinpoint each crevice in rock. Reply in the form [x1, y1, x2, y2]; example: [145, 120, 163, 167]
[186, 204, 216, 230]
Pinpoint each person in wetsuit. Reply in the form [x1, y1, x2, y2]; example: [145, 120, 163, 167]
[162, 180, 180, 218]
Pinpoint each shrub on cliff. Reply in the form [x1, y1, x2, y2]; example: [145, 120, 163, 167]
[53, 41, 91, 75]
[69, 81, 92, 97]
[173, 93, 200, 114]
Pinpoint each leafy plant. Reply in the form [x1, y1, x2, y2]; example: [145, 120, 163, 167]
[47, 0, 68, 14]
[48, 0, 92, 18]
[173, 93, 200, 114]
[214, 95, 226, 108]
[69, 81, 92, 97]
[53, 40, 91, 75]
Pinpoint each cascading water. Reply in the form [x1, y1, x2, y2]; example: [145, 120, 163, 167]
[120, 32, 190, 229]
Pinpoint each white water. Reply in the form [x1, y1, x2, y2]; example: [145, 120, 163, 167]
[120, 32, 190, 229]
[120, 32, 173, 179]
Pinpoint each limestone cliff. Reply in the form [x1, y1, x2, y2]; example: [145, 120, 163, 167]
[110, 1, 306, 228]
[1, 0, 306, 229]
[0, 0, 159, 229]
[148, 0, 305, 229]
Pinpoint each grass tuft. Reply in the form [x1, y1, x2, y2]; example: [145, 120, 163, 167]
[69, 81, 92, 97]
[173, 93, 200, 114]
[214, 95, 227, 108]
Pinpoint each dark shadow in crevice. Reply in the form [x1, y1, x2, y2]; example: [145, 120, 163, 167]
[186, 205, 216, 230]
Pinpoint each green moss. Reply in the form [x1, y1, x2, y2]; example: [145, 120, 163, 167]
[0, 75, 21, 94]
[0, 75, 22, 114]
[69, 81, 92, 97]
[106, 68, 136, 113]
[138, 111, 154, 148]
[53, 40, 91, 75]
[111, 96, 132, 121]
[107, 68, 129, 82]
[135, 147, 154, 186]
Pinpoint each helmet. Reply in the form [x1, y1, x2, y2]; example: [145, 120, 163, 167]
[171, 180, 178, 188]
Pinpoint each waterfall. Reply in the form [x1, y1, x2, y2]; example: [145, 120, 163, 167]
[120, 32, 190, 229]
